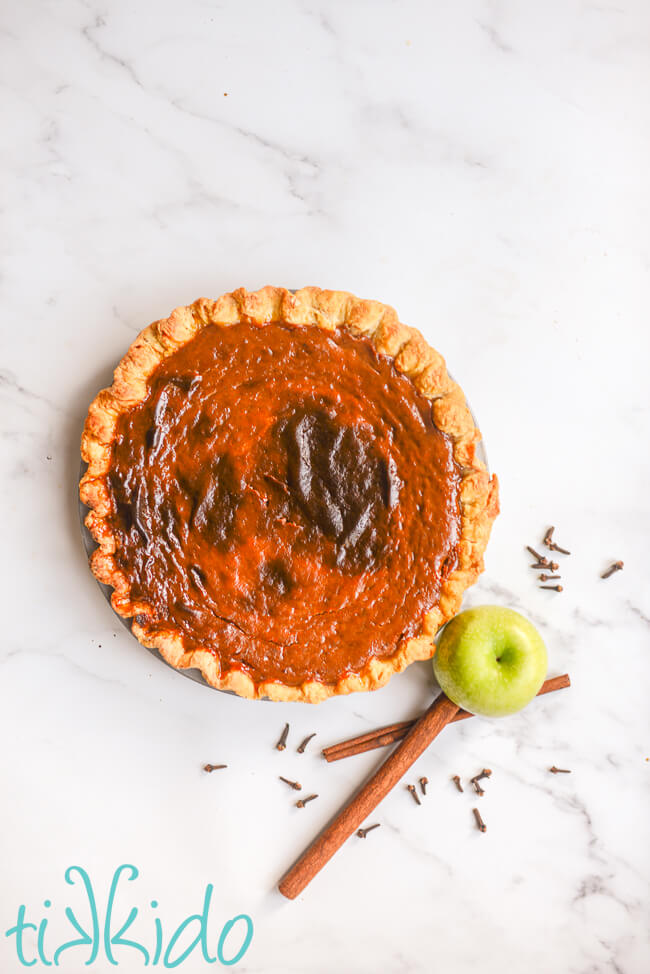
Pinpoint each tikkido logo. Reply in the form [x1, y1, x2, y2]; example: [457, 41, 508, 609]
[5, 865, 254, 968]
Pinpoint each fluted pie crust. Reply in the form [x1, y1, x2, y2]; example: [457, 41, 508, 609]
[80, 287, 499, 702]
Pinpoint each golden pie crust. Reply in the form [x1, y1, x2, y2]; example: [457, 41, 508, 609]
[80, 286, 499, 702]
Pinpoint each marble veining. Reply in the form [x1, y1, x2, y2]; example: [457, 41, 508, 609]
[1, 1, 648, 972]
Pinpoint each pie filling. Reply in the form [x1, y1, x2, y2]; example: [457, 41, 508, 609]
[106, 321, 462, 686]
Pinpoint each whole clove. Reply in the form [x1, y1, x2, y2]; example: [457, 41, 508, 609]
[473, 808, 487, 833]
[357, 824, 381, 838]
[549, 542, 571, 555]
[203, 764, 227, 773]
[407, 784, 421, 806]
[601, 561, 623, 579]
[279, 776, 302, 791]
[297, 733, 316, 754]
[275, 723, 289, 751]
[296, 794, 318, 808]
[470, 768, 492, 796]
[544, 526, 571, 555]
[526, 546, 547, 563]
[543, 527, 555, 547]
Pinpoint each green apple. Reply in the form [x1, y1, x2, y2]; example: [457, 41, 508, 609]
[433, 606, 548, 717]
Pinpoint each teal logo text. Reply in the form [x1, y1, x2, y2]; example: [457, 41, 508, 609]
[5, 865, 253, 968]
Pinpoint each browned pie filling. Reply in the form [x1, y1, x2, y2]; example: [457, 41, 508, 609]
[106, 321, 462, 687]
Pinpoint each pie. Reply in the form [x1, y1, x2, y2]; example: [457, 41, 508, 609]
[80, 287, 499, 702]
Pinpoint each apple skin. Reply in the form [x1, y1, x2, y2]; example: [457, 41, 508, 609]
[433, 606, 548, 718]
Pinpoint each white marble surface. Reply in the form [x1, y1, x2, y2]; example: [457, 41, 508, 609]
[1, 1, 649, 971]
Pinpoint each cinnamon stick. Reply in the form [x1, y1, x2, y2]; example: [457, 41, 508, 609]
[278, 694, 459, 899]
[322, 674, 571, 763]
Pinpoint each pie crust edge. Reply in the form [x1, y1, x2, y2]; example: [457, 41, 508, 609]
[80, 286, 499, 702]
